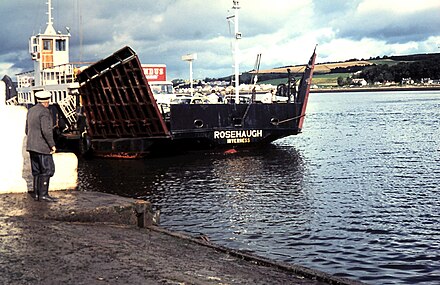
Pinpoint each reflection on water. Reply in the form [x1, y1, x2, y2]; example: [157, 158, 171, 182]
[78, 91, 440, 285]
[79, 147, 309, 246]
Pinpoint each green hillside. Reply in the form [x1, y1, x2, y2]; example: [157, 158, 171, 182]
[255, 53, 440, 87]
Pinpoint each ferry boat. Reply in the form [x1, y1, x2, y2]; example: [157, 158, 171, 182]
[76, 1, 316, 158]
[8, 0, 316, 158]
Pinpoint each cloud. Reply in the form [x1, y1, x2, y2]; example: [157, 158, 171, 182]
[332, 0, 440, 43]
[0, 0, 439, 80]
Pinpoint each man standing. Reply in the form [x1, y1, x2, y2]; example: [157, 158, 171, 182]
[25, 91, 57, 202]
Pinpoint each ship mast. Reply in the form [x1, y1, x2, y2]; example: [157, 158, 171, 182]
[44, 0, 56, 35]
[29, 0, 71, 85]
[231, 0, 241, 103]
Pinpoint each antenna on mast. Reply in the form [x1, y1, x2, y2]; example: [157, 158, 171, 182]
[47, 0, 53, 27]
[44, 0, 56, 35]
[228, 0, 241, 103]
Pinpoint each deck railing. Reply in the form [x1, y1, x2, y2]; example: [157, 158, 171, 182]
[41, 64, 77, 86]
[57, 94, 78, 126]
[5, 97, 18, 106]
[17, 63, 79, 88]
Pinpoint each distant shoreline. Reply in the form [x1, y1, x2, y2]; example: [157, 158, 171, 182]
[310, 86, 440, 93]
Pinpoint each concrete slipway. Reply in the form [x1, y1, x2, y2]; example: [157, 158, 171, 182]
[0, 191, 366, 285]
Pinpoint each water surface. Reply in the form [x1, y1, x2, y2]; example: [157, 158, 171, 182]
[78, 90, 440, 285]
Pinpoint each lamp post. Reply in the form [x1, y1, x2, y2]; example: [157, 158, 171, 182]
[181, 53, 197, 96]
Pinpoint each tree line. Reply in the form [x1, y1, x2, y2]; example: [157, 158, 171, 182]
[357, 57, 440, 84]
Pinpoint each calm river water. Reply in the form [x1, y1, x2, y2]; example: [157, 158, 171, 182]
[78, 90, 440, 285]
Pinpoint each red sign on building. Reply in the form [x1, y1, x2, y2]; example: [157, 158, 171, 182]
[142, 64, 167, 81]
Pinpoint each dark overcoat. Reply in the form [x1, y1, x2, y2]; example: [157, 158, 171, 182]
[25, 104, 56, 154]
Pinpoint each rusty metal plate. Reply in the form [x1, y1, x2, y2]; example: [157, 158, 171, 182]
[77, 46, 170, 139]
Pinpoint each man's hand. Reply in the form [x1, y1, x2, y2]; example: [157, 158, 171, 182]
[50, 146, 56, 154]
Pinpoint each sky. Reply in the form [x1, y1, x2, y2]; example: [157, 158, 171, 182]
[1, 0, 439, 80]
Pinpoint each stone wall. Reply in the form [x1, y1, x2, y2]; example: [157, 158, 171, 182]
[0, 87, 78, 194]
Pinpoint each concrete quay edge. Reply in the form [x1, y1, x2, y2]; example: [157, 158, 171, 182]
[152, 226, 365, 285]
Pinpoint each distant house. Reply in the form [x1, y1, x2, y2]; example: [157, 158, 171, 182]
[384, 81, 396, 86]
[421, 78, 433, 84]
[402, 78, 414, 85]
[352, 78, 367, 86]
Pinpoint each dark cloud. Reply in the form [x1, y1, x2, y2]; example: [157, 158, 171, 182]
[313, 0, 361, 20]
[332, 4, 440, 44]
[0, 1, 41, 52]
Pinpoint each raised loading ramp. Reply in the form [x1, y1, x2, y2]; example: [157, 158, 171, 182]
[77, 46, 170, 140]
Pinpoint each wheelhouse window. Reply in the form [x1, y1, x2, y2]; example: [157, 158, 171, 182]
[56, 39, 66, 51]
[43, 39, 52, 51]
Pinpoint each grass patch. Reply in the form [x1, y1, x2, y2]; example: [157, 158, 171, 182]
[368, 59, 400, 66]
[259, 73, 351, 87]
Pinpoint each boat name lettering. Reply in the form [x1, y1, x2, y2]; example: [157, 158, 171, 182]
[227, 138, 251, 144]
[213, 130, 263, 140]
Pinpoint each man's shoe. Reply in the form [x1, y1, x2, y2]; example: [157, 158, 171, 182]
[38, 176, 57, 202]
[40, 195, 57, 202]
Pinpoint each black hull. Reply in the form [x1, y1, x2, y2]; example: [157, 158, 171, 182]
[167, 102, 302, 150]
[87, 129, 299, 158]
